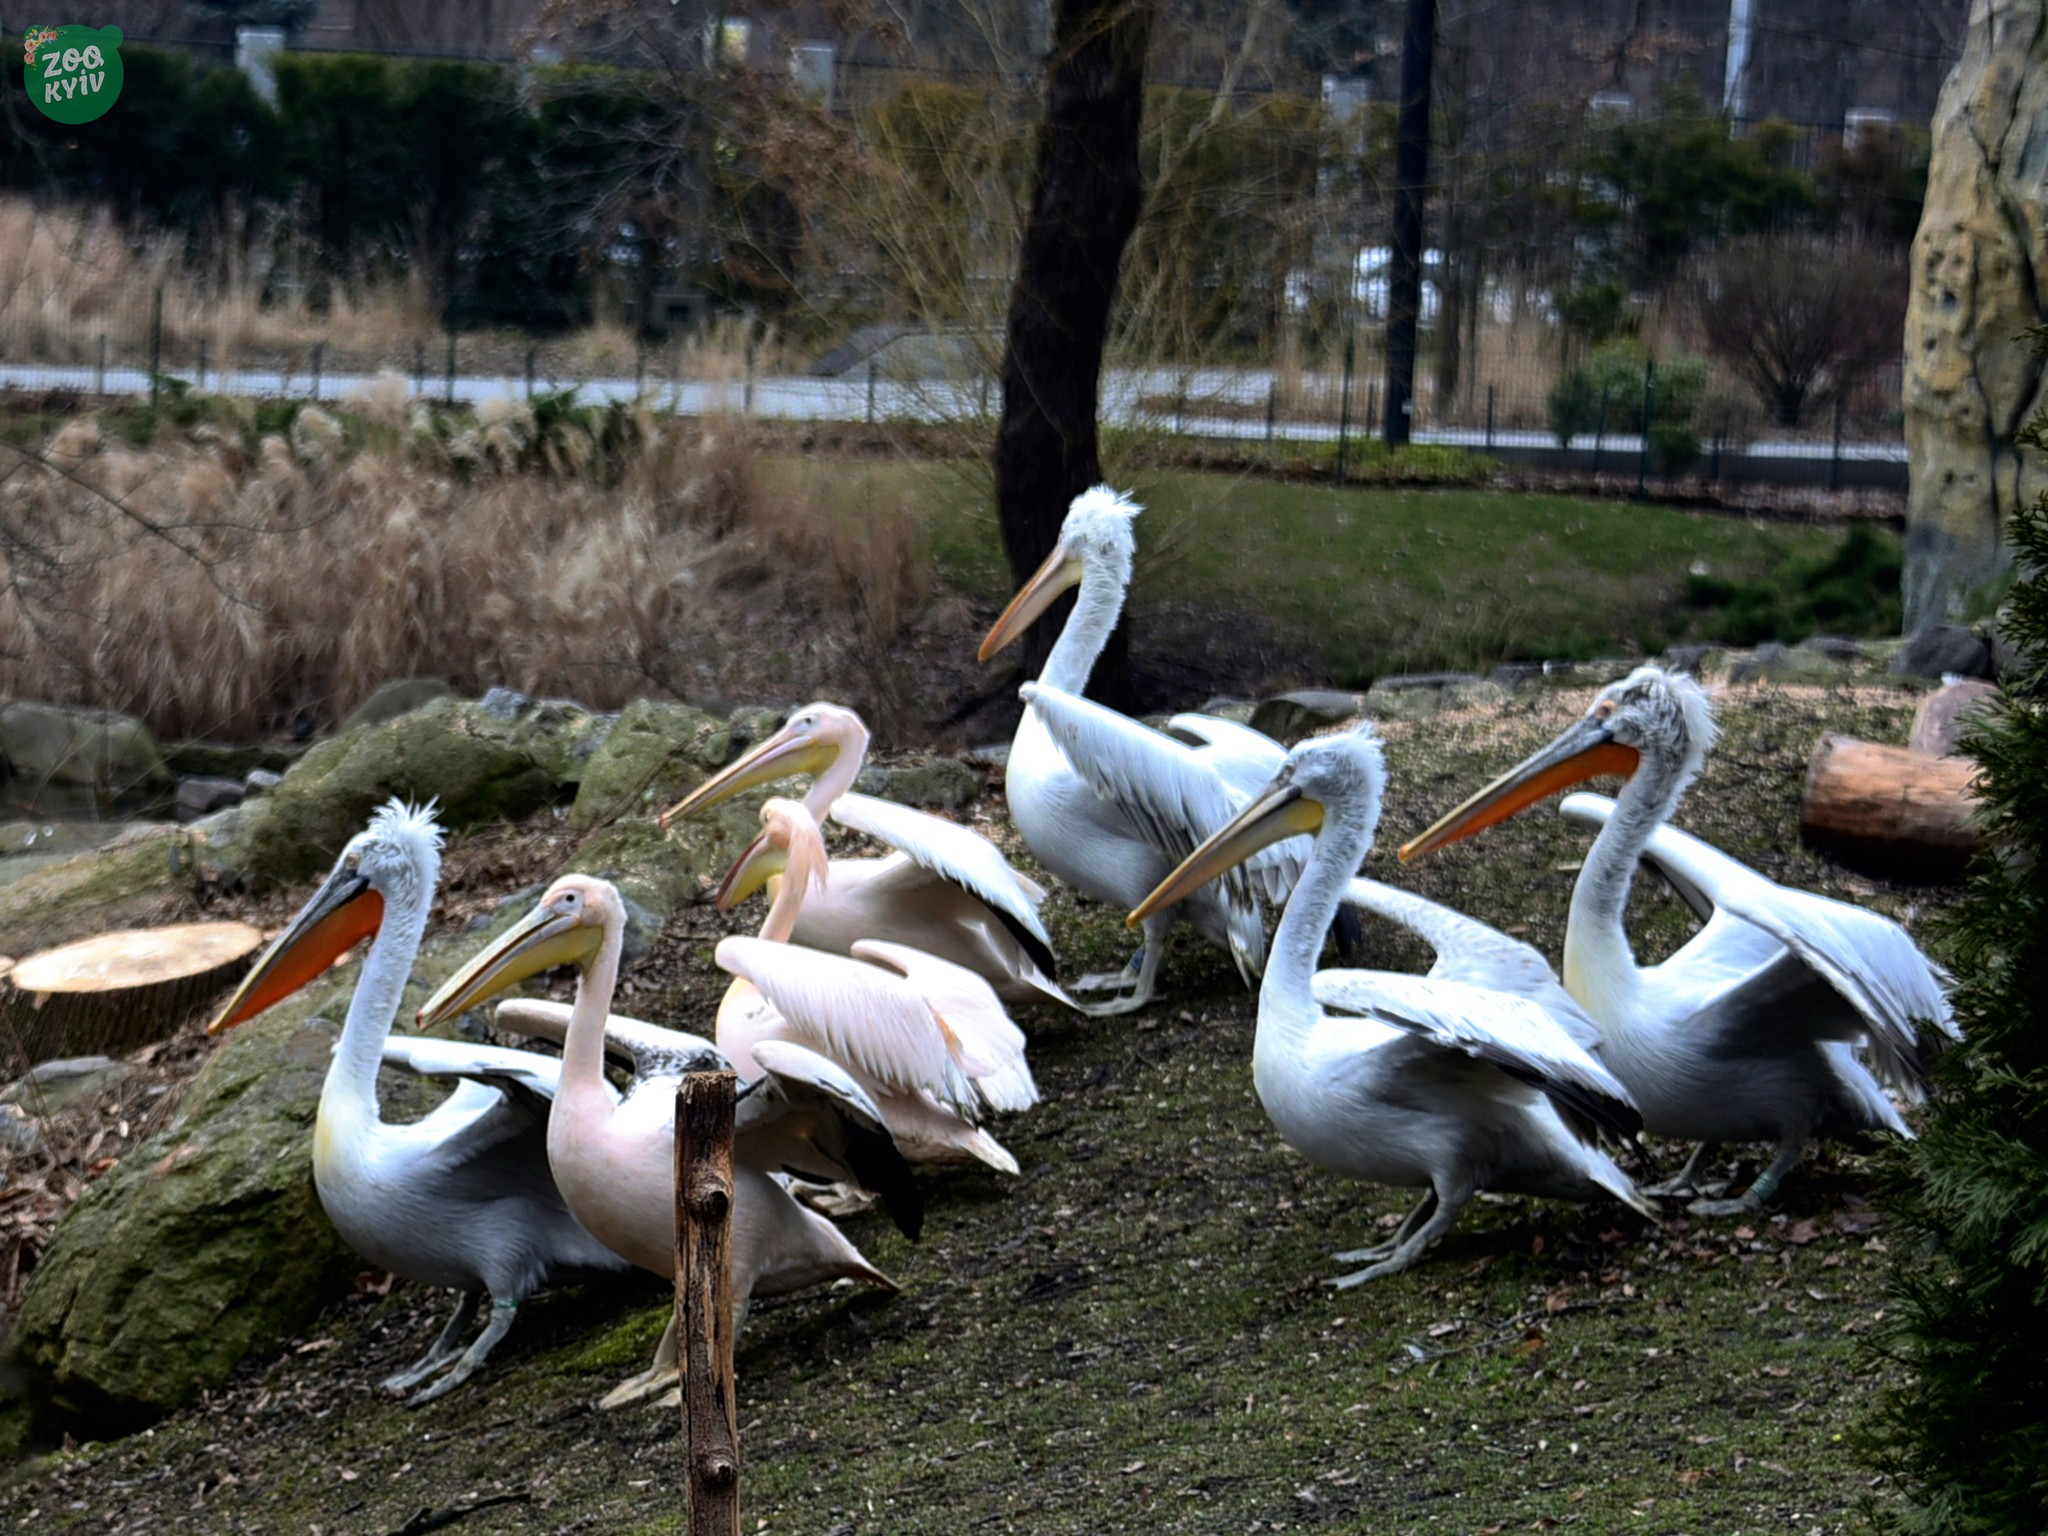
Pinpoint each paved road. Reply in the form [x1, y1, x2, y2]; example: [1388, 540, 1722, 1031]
[0, 359, 1906, 466]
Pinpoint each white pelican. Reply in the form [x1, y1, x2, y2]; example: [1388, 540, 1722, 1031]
[712, 796, 1037, 1174]
[415, 874, 921, 1408]
[977, 487, 1307, 1014]
[1131, 727, 1653, 1284]
[207, 800, 629, 1405]
[657, 701, 1067, 1007]
[1401, 664, 1958, 1214]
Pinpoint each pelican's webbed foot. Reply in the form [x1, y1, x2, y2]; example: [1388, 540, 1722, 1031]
[1327, 1184, 1468, 1289]
[404, 1297, 520, 1408]
[1332, 1190, 1438, 1265]
[1686, 1137, 1803, 1218]
[380, 1290, 479, 1395]
[1642, 1141, 1717, 1199]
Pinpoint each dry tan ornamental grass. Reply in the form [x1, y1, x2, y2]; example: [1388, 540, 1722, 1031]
[0, 413, 924, 742]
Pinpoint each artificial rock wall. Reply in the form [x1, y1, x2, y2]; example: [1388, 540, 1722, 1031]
[1903, 0, 2048, 630]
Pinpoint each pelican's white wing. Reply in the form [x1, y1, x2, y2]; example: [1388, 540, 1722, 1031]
[831, 791, 1052, 946]
[851, 939, 1038, 1111]
[741, 1038, 925, 1240]
[716, 935, 981, 1117]
[1022, 682, 1302, 905]
[381, 1035, 563, 1105]
[1165, 713, 1286, 800]
[1311, 970, 1642, 1139]
[1343, 876, 1601, 1043]
[490, 998, 729, 1087]
[1560, 792, 1957, 1093]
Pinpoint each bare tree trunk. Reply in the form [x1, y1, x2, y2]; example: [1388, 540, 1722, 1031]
[994, 0, 1153, 708]
[1382, 0, 1438, 446]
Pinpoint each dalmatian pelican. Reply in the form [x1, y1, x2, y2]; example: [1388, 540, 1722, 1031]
[977, 487, 1308, 1014]
[1131, 726, 1652, 1284]
[206, 800, 629, 1405]
[712, 796, 1037, 1173]
[416, 874, 921, 1408]
[1401, 664, 1958, 1214]
[658, 701, 1067, 1007]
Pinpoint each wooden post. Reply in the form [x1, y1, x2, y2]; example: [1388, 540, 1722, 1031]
[676, 1071, 740, 1536]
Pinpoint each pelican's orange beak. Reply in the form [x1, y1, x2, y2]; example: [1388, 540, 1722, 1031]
[207, 867, 384, 1035]
[978, 540, 1083, 663]
[1400, 718, 1639, 862]
[1129, 781, 1324, 926]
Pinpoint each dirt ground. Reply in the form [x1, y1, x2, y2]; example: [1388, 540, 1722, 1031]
[0, 680, 1949, 1534]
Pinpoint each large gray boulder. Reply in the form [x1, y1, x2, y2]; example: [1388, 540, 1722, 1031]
[337, 677, 458, 733]
[7, 1003, 357, 1441]
[0, 702, 174, 817]
[1891, 622, 1996, 681]
[205, 697, 596, 888]
[1248, 690, 1366, 743]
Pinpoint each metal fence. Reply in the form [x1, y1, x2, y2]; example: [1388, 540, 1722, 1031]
[0, 281, 1906, 492]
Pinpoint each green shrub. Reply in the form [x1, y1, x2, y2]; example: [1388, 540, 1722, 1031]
[1681, 523, 1902, 644]
[1860, 332, 2048, 1533]
[1549, 339, 1707, 447]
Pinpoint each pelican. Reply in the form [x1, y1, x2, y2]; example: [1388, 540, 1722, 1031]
[657, 701, 1067, 1007]
[207, 800, 629, 1405]
[1401, 664, 1958, 1214]
[978, 487, 1308, 1014]
[712, 796, 1037, 1174]
[1131, 726, 1652, 1284]
[416, 874, 922, 1408]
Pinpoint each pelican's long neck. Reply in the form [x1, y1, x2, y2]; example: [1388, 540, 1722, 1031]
[759, 869, 803, 945]
[324, 881, 430, 1128]
[807, 726, 868, 820]
[1562, 748, 1691, 1022]
[1039, 557, 1130, 695]
[1260, 799, 1378, 1059]
[559, 918, 625, 1112]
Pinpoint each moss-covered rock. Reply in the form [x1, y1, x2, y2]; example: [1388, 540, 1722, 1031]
[0, 829, 203, 954]
[6, 1004, 353, 1443]
[1, 923, 506, 1454]
[567, 700, 735, 833]
[210, 698, 570, 888]
[855, 755, 983, 811]
[0, 703, 175, 818]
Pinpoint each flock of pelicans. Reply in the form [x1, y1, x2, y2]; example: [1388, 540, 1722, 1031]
[203, 486, 1958, 1411]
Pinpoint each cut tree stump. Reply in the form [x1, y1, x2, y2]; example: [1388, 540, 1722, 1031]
[1800, 732, 1983, 883]
[0, 921, 262, 1075]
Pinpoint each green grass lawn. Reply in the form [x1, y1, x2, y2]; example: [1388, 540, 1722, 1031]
[762, 456, 1900, 683]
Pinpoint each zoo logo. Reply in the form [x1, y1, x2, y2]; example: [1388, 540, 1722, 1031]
[21, 23, 123, 124]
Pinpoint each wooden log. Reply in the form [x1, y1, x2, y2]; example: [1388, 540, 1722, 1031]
[1800, 732, 1983, 883]
[675, 1070, 739, 1536]
[0, 921, 262, 1074]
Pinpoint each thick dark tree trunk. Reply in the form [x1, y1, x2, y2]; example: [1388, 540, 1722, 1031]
[994, 0, 1153, 710]
[1382, 0, 1437, 446]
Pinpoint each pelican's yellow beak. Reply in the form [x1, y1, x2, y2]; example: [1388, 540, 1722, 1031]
[1400, 718, 1640, 863]
[715, 830, 788, 914]
[207, 865, 385, 1036]
[978, 540, 1083, 663]
[414, 902, 602, 1032]
[657, 725, 836, 830]
[1129, 782, 1324, 927]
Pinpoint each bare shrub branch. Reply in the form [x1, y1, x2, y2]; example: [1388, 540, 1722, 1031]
[1689, 235, 1906, 428]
